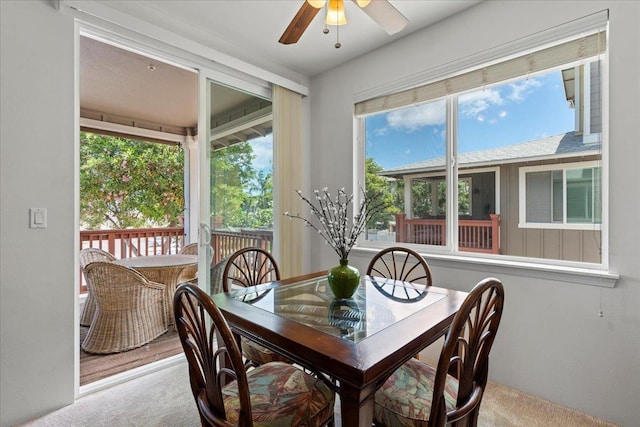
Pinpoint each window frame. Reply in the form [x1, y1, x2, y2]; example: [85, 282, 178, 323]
[518, 160, 602, 230]
[353, 12, 613, 283]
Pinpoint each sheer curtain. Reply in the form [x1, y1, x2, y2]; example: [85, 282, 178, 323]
[273, 85, 303, 277]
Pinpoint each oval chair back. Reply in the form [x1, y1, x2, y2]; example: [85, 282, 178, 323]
[367, 246, 433, 286]
[222, 247, 281, 291]
[79, 247, 117, 326]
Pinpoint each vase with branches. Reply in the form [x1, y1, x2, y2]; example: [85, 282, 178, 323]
[284, 187, 386, 298]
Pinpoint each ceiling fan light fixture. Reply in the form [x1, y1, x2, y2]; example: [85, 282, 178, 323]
[307, 0, 326, 8]
[326, 0, 347, 26]
[356, 0, 371, 7]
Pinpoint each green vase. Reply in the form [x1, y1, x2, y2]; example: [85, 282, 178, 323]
[327, 259, 361, 300]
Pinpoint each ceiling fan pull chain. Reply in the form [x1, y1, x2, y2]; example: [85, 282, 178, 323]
[335, 21, 341, 48]
[323, 3, 330, 34]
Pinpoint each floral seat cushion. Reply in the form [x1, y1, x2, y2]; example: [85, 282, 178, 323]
[374, 359, 459, 427]
[223, 361, 335, 427]
[242, 339, 292, 365]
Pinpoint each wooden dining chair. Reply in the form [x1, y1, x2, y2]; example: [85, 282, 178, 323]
[222, 247, 281, 290]
[173, 283, 336, 427]
[373, 278, 505, 427]
[222, 247, 290, 368]
[368, 247, 434, 359]
[367, 246, 433, 287]
[79, 247, 116, 326]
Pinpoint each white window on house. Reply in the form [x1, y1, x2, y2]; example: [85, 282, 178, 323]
[357, 21, 607, 266]
[519, 161, 602, 229]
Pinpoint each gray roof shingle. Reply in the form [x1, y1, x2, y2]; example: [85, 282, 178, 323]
[380, 132, 600, 177]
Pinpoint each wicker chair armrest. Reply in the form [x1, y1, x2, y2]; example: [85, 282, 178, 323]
[140, 279, 168, 291]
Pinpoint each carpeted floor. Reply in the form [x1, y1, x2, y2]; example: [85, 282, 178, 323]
[21, 361, 618, 427]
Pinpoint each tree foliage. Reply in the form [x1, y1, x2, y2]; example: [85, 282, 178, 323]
[80, 132, 184, 229]
[243, 169, 273, 228]
[365, 157, 400, 229]
[210, 142, 257, 227]
[81, 133, 276, 232]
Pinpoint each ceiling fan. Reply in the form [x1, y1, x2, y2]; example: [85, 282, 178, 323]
[279, 0, 408, 48]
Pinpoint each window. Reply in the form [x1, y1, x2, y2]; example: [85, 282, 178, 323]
[520, 161, 601, 229]
[358, 23, 606, 265]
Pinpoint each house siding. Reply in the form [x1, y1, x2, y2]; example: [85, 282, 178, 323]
[499, 158, 601, 263]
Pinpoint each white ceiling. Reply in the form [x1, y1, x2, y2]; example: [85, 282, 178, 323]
[80, 1, 482, 139]
[92, 0, 481, 78]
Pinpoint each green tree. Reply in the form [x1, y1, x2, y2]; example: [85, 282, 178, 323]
[411, 180, 431, 217]
[80, 132, 184, 229]
[365, 157, 399, 229]
[243, 169, 273, 227]
[211, 142, 256, 227]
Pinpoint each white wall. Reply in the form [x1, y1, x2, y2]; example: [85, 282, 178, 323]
[1, 1, 77, 426]
[308, 1, 640, 426]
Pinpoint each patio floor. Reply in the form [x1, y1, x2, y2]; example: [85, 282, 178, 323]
[80, 325, 182, 386]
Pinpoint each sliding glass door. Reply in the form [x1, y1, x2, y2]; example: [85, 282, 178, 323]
[197, 72, 273, 294]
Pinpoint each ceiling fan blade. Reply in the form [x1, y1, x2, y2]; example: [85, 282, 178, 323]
[279, 2, 322, 45]
[354, 0, 408, 35]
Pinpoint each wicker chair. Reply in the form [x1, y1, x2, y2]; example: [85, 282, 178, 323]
[81, 261, 169, 354]
[177, 243, 218, 288]
[210, 255, 230, 295]
[173, 283, 335, 427]
[179, 243, 198, 255]
[222, 247, 290, 368]
[374, 278, 505, 427]
[79, 248, 116, 326]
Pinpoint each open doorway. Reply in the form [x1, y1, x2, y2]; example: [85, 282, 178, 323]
[78, 34, 198, 386]
[78, 34, 275, 387]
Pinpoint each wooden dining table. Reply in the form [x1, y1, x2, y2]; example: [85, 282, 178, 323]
[211, 271, 468, 427]
[116, 254, 198, 324]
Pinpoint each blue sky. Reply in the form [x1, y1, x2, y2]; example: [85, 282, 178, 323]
[365, 70, 576, 170]
[247, 70, 576, 173]
[249, 134, 273, 172]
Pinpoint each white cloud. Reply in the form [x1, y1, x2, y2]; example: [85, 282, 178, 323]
[508, 78, 542, 101]
[374, 127, 388, 136]
[249, 135, 273, 171]
[477, 115, 486, 122]
[459, 88, 503, 118]
[386, 100, 446, 132]
[499, 110, 507, 118]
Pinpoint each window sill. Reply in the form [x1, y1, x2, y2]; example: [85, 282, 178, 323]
[352, 247, 619, 288]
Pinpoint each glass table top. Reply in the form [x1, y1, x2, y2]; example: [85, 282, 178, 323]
[230, 275, 447, 343]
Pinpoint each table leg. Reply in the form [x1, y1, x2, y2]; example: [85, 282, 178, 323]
[339, 382, 376, 427]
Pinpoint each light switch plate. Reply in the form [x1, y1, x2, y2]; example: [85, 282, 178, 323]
[29, 208, 47, 229]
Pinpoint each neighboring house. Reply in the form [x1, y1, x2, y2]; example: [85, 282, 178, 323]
[378, 64, 602, 263]
[380, 131, 601, 262]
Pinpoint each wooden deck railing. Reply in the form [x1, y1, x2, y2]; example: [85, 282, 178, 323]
[395, 213, 500, 254]
[211, 229, 273, 264]
[80, 227, 186, 258]
[79, 227, 273, 292]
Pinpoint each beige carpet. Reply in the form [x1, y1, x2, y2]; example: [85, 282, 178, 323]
[480, 382, 617, 427]
[20, 361, 617, 427]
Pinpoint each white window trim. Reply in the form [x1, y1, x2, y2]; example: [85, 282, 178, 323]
[354, 12, 612, 283]
[461, 166, 501, 216]
[352, 246, 618, 288]
[518, 160, 602, 230]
